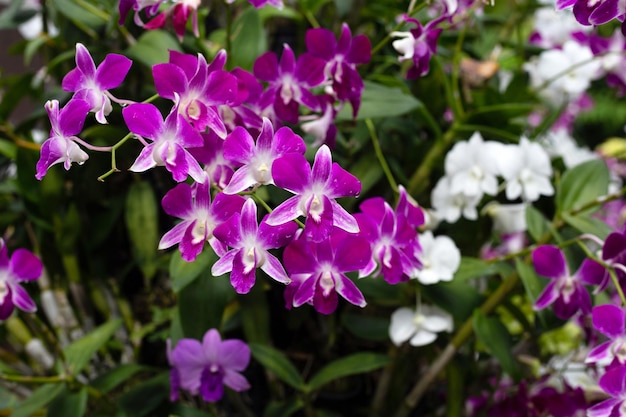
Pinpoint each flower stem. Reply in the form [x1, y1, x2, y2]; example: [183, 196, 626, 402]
[366, 118, 398, 194]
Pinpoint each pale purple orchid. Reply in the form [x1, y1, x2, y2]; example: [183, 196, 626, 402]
[62, 43, 132, 124]
[305, 23, 371, 116]
[168, 328, 250, 402]
[587, 364, 626, 417]
[212, 199, 298, 294]
[222, 118, 305, 194]
[587, 304, 626, 366]
[532, 245, 605, 320]
[283, 229, 371, 314]
[158, 179, 245, 261]
[122, 103, 205, 182]
[36, 99, 91, 180]
[355, 197, 422, 284]
[0, 239, 43, 320]
[390, 15, 446, 79]
[253, 44, 326, 124]
[153, 50, 237, 138]
[267, 144, 361, 242]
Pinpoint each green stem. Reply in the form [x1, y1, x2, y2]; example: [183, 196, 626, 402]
[370, 3, 427, 57]
[0, 374, 67, 384]
[97, 133, 134, 181]
[406, 127, 456, 196]
[366, 118, 398, 194]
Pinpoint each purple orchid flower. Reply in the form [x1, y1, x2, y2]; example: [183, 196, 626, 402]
[212, 198, 298, 294]
[253, 44, 326, 124]
[532, 245, 605, 320]
[390, 15, 446, 79]
[396, 185, 425, 228]
[247, 0, 284, 8]
[118, 0, 164, 26]
[587, 304, 626, 366]
[267, 144, 361, 242]
[122, 102, 205, 182]
[220, 67, 264, 132]
[0, 239, 43, 320]
[587, 364, 626, 417]
[62, 43, 132, 124]
[355, 197, 422, 284]
[153, 50, 237, 138]
[283, 229, 371, 314]
[168, 328, 250, 402]
[36, 99, 91, 180]
[569, 0, 626, 35]
[305, 23, 371, 117]
[158, 179, 245, 261]
[602, 228, 626, 285]
[299, 94, 338, 148]
[222, 118, 306, 194]
[125, 0, 200, 41]
[189, 130, 236, 190]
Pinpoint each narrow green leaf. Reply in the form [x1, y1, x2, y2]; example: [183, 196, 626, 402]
[562, 212, 612, 240]
[126, 30, 182, 67]
[63, 319, 122, 375]
[472, 310, 520, 379]
[263, 399, 304, 417]
[422, 280, 483, 322]
[249, 344, 305, 391]
[240, 284, 271, 345]
[336, 81, 421, 121]
[525, 205, 549, 242]
[0, 139, 16, 160]
[556, 159, 609, 214]
[170, 249, 216, 293]
[50, 0, 107, 30]
[11, 383, 65, 417]
[118, 372, 169, 417]
[454, 257, 498, 281]
[125, 181, 158, 280]
[47, 387, 87, 417]
[229, 7, 267, 70]
[307, 352, 390, 391]
[90, 364, 149, 394]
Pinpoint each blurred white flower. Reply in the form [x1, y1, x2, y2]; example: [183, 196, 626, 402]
[431, 176, 481, 223]
[389, 305, 453, 347]
[539, 128, 597, 169]
[413, 231, 460, 284]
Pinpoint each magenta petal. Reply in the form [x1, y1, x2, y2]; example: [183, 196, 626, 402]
[0, 241, 8, 268]
[0, 290, 14, 320]
[96, 54, 132, 89]
[587, 398, 621, 417]
[273, 126, 306, 155]
[266, 196, 302, 226]
[211, 250, 237, 276]
[587, 341, 613, 364]
[123, 103, 163, 138]
[159, 221, 189, 250]
[258, 218, 298, 248]
[204, 71, 238, 105]
[162, 183, 193, 218]
[12, 284, 36, 312]
[593, 304, 625, 338]
[153, 63, 188, 100]
[284, 239, 317, 274]
[313, 279, 338, 315]
[303, 196, 334, 242]
[223, 127, 255, 165]
[534, 281, 559, 310]
[532, 245, 567, 279]
[306, 28, 335, 60]
[61, 68, 84, 92]
[347, 33, 372, 65]
[75, 43, 96, 78]
[9, 249, 42, 281]
[293, 275, 316, 307]
[334, 235, 371, 272]
[335, 273, 366, 307]
[253, 51, 279, 82]
[230, 249, 256, 294]
[331, 201, 359, 233]
[59, 99, 90, 136]
[311, 145, 332, 184]
[272, 153, 311, 193]
[223, 167, 255, 194]
[603, 231, 626, 261]
[180, 221, 205, 262]
[589, 0, 621, 25]
[599, 365, 626, 397]
[260, 253, 291, 284]
[129, 144, 157, 173]
[328, 163, 361, 197]
[295, 53, 326, 87]
[239, 199, 258, 237]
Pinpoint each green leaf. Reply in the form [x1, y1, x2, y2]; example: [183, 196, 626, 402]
[229, 7, 267, 70]
[336, 81, 421, 121]
[0, 139, 16, 160]
[454, 257, 500, 281]
[90, 364, 149, 394]
[562, 212, 612, 240]
[515, 258, 554, 329]
[556, 159, 609, 214]
[307, 352, 390, 391]
[240, 284, 271, 345]
[249, 343, 305, 391]
[118, 372, 169, 417]
[422, 280, 483, 322]
[347, 153, 384, 198]
[125, 181, 159, 280]
[341, 313, 390, 341]
[11, 383, 65, 417]
[50, 0, 107, 33]
[47, 387, 87, 417]
[472, 310, 520, 379]
[525, 205, 549, 242]
[170, 249, 217, 293]
[178, 271, 235, 340]
[63, 319, 122, 375]
[263, 399, 304, 417]
[126, 30, 182, 67]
